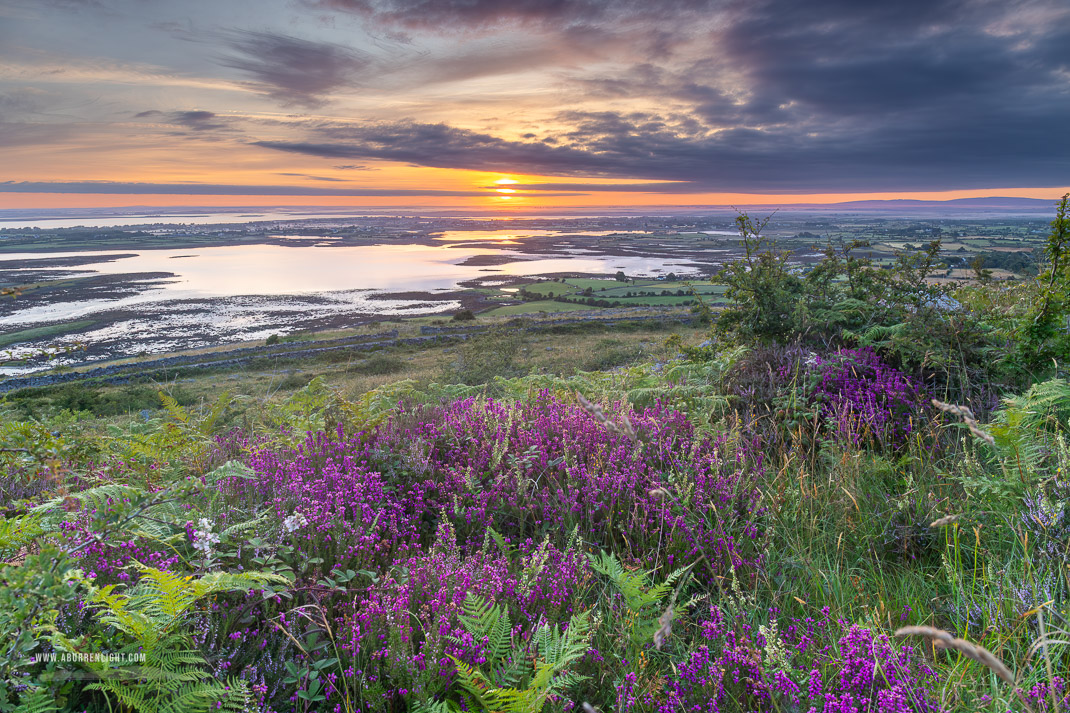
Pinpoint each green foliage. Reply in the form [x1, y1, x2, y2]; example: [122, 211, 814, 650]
[704, 211, 1030, 401]
[32, 481, 196, 547]
[1017, 194, 1070, 371]
[995, 377, 1070, 434]
[354, 352, 406, 376]
[714, 212, 806, 343]
[3, 382, 167, 419]
[348, 378, 483, 430]
[0, 512, 45, 560]
[980, 378, 1070, 482]
[446, 594, 593, 713]
[100, 390, 235, 477]
[442, 327, 527, 386]
[589, 552, 692, 654]
[52, 564, 287, 713]
[0, 549, 87, 711]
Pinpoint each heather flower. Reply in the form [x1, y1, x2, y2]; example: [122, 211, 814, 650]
[804, 347, 928, 449]
[655, 607, 941, 713]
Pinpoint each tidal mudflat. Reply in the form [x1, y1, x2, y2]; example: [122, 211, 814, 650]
[0, 228, 712, 373]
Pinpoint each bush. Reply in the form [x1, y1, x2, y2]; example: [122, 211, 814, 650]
[6, 382, 177, 418]
[354, 353, 405, 376]
[441, 327, 525, 385]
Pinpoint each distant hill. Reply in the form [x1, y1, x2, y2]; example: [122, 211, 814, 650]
[827, 196, 1054, 209]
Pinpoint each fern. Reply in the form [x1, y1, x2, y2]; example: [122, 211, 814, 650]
[450, 595, 520, 688]
[845, 322, 911, 350]
[447, 594, 592, 713]
[52, 564, 287, 713]
[32, 483, 143, 518]
[31, 483, 194, 546]
[11, 689, 61, 713]
[0, 512, 45, 559]
[994, 378, 1070, 436]
[589, 551, 693, 651]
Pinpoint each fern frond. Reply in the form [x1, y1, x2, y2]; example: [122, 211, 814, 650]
[487, 527, 517, 562]
[12, 689, 61, 713]
[158, 392, 191, 427]
[32, 483, 144, 519]
[454, 593, 514, 666]
[0, 512, 44, 557]
[197, 391, 232, 437]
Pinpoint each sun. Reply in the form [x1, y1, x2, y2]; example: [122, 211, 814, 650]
[494, 177, 518, 195]
[490, 176, 520, 201]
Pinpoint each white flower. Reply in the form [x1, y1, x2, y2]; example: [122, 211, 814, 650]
[192, 518, 220, 558]
[283, 512, 308, 533]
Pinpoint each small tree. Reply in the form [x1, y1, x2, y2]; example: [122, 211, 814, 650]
[1017, 193, 1070, 371]
[714, 212, 804, 343]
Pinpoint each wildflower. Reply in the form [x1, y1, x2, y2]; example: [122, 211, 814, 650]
[283, 512, 308, 533]
[192, 518, 220, 559]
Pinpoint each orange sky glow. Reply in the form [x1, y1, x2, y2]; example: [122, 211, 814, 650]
[2, 0, 1068, 215]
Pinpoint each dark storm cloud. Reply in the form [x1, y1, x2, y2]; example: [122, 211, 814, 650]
[217, 31, 371, 107]
[312, 0, 718, 29]
[254, 102, 1070, 192]
[255, 121, 613, 175]
[497, 182, 702, 193]
[277, 0, 1070, 193]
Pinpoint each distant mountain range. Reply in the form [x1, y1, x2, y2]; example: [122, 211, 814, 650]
[821, 197, 1055, 209]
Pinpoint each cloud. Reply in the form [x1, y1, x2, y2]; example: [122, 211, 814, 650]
[0, 89, 47, 118]
[0, 122, 73, 147]
[277, 172, 346, 181]
[265, 0, 1070, 193]
[254, 101, 1070, 193]
[170, 110, 227, 131]
[132, 109, 234, 137]
[313, 0, 719, 30]
[254, 121, 612, 175]
[217, 30, 371, 107]
[0, 181, 504, 197]
[491, 182, 702, 193]
[9, 0, 1070, 196]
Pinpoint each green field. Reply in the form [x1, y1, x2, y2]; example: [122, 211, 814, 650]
[483, 299, 595, 316]
[0, 319, 95, 349]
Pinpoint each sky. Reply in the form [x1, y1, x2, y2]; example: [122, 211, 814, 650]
[1, 0, 1068, 212]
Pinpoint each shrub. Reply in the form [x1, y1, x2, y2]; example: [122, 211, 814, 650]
[355, 353, 405, 376]
[441, 327, 525, 385]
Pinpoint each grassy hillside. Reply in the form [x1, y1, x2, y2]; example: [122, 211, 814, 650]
[1, 201, 1068, 713]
